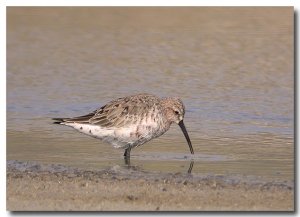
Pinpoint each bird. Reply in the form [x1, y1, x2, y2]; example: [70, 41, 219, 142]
[53, 93, 194, 161]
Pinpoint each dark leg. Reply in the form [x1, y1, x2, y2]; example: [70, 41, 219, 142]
[124, 156, 130, 165]
[124, 146, 132, 165]
[123, 146, 132, 158]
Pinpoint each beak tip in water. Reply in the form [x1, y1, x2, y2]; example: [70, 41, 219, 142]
[178, 120, 194, 155]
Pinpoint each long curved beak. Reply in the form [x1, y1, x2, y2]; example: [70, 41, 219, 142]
[178, 120, 194, 154]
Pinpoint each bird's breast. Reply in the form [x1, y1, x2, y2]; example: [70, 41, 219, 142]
[115, 115, 169, 146]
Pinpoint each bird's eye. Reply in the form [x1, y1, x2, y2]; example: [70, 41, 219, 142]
[174, 111, 179, 115]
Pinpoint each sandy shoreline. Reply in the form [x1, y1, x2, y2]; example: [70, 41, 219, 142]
[7, 160, 294, 211]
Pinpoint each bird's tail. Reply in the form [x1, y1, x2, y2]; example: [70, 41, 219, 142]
[52, 112, 95, 125]
[52, 118, 66, 124]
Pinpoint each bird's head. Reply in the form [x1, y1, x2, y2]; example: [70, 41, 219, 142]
[161, 97, 194, 154]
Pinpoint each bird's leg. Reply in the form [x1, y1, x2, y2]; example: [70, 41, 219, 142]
[124, 146, 132, 166]
[124, 156, 130, 166]
[124, 146, 132, 158]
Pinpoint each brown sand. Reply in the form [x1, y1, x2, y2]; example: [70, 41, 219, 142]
[7, 161, 294, 211]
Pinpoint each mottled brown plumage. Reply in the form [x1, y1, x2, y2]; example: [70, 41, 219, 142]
[53, 93, 194, 159]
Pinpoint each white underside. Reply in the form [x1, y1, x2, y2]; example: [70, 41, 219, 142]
[62, 121, 165, 149]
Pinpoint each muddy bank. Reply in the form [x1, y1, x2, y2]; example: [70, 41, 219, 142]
[6, 160, 294, 211]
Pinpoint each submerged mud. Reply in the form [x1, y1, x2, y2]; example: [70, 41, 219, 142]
[7, 160, 293, 190]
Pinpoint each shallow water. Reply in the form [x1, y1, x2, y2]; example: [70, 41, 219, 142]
[7, 7, 294, 183]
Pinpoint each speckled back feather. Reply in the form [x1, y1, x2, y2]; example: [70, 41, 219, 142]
[58, 93, 164, 128]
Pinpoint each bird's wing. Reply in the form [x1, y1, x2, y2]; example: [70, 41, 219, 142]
[61, 94, 160, 128]
[89, 95, 158, 128]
